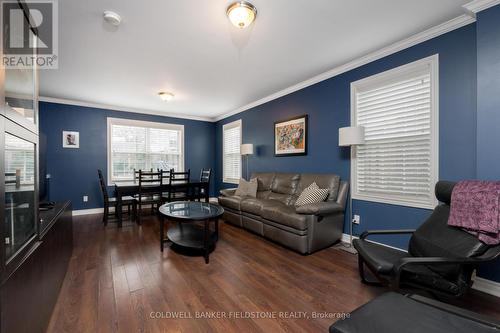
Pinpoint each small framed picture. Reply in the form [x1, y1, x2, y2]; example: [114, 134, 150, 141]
[63, 131, 79, 148]
[274, 115, 308, 156]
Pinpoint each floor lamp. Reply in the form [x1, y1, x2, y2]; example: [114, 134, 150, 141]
[241, 144, 254, 180]
[338, 126, 365, 253]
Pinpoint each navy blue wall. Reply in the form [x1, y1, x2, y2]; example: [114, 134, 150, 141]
[215, 24, 498, 278]
[475, 5, 500, 281]
[39, 102, 215, 210]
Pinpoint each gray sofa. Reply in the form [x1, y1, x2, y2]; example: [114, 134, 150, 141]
[218, 172, 348, 254]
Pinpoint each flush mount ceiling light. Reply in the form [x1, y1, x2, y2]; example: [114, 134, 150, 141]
[158, 92, 174, 102]
[103, 10, 122, 26]
[226, 1, 257, 29]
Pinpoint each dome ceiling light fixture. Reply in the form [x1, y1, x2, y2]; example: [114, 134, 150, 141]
[226, 1, 257, 29]
[103, 10, 122, 26]
[158, 92, 175, 102]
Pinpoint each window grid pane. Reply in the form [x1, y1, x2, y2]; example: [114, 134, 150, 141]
[109, 121, 183, 182]
[223, 121, 241, 182]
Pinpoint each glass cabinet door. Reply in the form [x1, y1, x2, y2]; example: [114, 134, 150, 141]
[4, 132, 36, 261]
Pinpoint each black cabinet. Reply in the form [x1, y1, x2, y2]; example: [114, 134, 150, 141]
[0, 202, 73, 333]
[0, 2, 72, 333]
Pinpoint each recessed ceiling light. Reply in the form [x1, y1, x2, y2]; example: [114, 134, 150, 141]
[226, 1, 257, 29]
[158, 92, 174, 102]
[103, 10, 122, 26]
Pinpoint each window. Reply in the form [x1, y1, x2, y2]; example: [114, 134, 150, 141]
[107, 118, 184, 183]
[5, 133, 35, 185]
[223, 120, 242, 184]
[351, 55, 439, 209]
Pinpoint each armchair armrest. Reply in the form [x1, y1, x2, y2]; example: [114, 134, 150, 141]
[394, 246, 500, 273]
[360, 229, 416, 240]
[295, 202, 344, 216]
[220, 188, 237, 197]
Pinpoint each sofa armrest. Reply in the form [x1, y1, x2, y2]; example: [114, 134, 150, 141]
[220, 188, 237, 197]
[295, 202, 344, 216]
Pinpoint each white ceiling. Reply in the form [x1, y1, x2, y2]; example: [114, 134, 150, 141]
[39, 0, 471, 121]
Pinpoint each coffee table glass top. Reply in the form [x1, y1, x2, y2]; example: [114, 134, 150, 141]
[159, 201, 224, 220]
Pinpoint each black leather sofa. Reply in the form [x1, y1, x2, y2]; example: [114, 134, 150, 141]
[218, 172, 348, 254]
[330, 292, 500, 333]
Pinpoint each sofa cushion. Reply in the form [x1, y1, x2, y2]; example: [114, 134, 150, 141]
[296, 174, 340, 202]
[241, 198, 280, 216]
[261, 203, 308, 231]
[256, 190, 271, 199]
[271, 173, 300, 195]
[267, 173, 300, 205]
[235, 178, 257, 197]
[251, 172, 275, 192]
[295, 182, 330, 206]
[241, 198, 264, 215]
[218, 195, 244, 211]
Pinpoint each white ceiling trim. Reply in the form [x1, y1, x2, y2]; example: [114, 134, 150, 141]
[214, 14, 475, 122]
[38, 96, 213, 122]
[463, 0, 500, 14]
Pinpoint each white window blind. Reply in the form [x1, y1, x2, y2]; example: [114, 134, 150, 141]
[223, 120, 242, 184]
[352, 56, 439, 209]
[107, 118, 184, 183]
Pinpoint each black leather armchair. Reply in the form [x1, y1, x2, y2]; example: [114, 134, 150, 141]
[353, 181, 500, 297]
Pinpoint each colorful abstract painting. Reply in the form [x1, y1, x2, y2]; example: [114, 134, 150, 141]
[274, 115, 307, 156]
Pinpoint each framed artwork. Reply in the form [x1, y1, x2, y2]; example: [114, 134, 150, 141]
[274, 115, 308, 156]
[62, 131, 79, 148]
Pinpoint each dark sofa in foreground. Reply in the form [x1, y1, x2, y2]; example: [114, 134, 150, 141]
[218, 172, 348, 254]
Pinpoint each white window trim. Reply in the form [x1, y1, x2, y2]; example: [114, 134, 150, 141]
[107, 117, 185, 185]
[350, 54, 439, 210]
[222, 119, 242, 184]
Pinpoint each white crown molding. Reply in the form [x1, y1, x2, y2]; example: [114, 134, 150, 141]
[214, 14, 476, 122]
[464, 0, 500, 14]
[38, 96, 213, 122]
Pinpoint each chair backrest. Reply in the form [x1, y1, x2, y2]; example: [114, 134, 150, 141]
[409, 181, 492, 278]
[169, 169, 190, 185]
[138, 170, 163, 198]
[200, 168, 211, 183]
[160, 169, 170, 182]
[97, 169, 109, 200]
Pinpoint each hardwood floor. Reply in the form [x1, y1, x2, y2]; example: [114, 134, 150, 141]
[47, 213, 500, 333]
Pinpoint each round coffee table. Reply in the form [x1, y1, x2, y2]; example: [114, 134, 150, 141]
[159, 201, 224, 264]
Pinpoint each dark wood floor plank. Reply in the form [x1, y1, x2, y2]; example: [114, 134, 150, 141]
[47, 213, 500, 333]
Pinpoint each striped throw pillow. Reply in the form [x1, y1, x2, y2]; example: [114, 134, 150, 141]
[295, 182, 330, 206]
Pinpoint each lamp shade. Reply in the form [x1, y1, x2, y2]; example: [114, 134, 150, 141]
[339, 126, 365, 147]
[240, 143, 254, 155]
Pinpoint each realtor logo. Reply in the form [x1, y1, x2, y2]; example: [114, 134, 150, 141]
[1, 0, 58, 68]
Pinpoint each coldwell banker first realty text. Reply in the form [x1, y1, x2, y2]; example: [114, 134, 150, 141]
[1, 0, 58, 69]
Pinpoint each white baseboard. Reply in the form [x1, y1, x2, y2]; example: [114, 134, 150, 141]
[472, 276, 500, 297]
[341, 233, 500, 297]
[73, 199, 220, 216]
[72, 208, 104, 216]
[341, 233, 408, 252]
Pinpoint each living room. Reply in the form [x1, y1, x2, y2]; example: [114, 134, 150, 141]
[0, 0, 499, 332]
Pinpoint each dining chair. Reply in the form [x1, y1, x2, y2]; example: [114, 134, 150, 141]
[136, 170, 163, 224]
[192, 168, 211, 202]
[97, 169, 137, 226]
[165, 169, 191, 202]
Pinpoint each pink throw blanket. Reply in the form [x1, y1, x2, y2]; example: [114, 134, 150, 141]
[448, 180, 500, 245]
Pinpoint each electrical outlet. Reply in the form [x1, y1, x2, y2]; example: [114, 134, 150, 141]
[83, 195, 88, 202]
[352, 214, 361, 225]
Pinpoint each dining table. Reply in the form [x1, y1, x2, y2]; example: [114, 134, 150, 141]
[113, 181, 210, 227]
